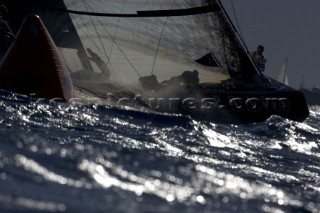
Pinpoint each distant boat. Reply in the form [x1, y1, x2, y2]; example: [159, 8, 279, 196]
[299, 76, 320, 106]
[1, 0, 309, 123]
[276, 57, 289, 86]
[276, 60, 320, 106]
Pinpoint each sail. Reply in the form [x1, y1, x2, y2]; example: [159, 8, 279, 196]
[6, 0, 265, 99]
[277, 57, 289, 85]
[194, 52, 222, 67]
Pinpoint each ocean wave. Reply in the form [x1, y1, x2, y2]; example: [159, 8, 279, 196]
[0, 91, 319, 212]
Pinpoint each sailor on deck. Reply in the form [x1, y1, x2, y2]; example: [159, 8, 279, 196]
[251, 45, 266, 72]
[87, 48, 111, 78]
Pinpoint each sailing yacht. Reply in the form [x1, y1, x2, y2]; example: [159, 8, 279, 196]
[277, 59, 320, 106]
[299, 76, 320, 106]
[0, 0, 309, 123]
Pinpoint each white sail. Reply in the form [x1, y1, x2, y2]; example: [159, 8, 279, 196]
[277, 57, 289, 85]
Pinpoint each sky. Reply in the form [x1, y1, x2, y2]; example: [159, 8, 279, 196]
[221, 0, 320, 89]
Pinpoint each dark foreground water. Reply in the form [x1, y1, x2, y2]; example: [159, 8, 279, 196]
[0, 91, 319, 213]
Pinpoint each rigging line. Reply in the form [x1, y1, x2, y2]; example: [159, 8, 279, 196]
[71, 1, 103, 56]
[72, 1, 118, 78]
[208, 1, 228, 65]
[73, 18, 102, 53]
[82, 0, 109, 59]
[69, 0, 111, 74]
[216, 0, 246, 68]
[106, 0, 126, 62]
[92, 22, 143, 77]
[82, 0, 109, 61]
[74, 3, 142, 78]
[218, 0, 266, 82]
[151, 0, 176, 75]
[229, 0, 246, 46]
[72, 5, 127, 81]
[84, 1, 123, 79]
[79, 13, 142, 77]
[91, 21, 142, 77]
[102, 0, 127, 79]
[218, 0, 255, 67]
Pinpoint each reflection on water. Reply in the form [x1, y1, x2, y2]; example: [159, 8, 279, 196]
[0, 93, 319, 212]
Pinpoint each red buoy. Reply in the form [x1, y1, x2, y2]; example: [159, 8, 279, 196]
[0, 15, 73, 101]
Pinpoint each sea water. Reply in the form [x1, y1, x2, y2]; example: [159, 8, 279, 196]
[0, 91, 319, 213]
